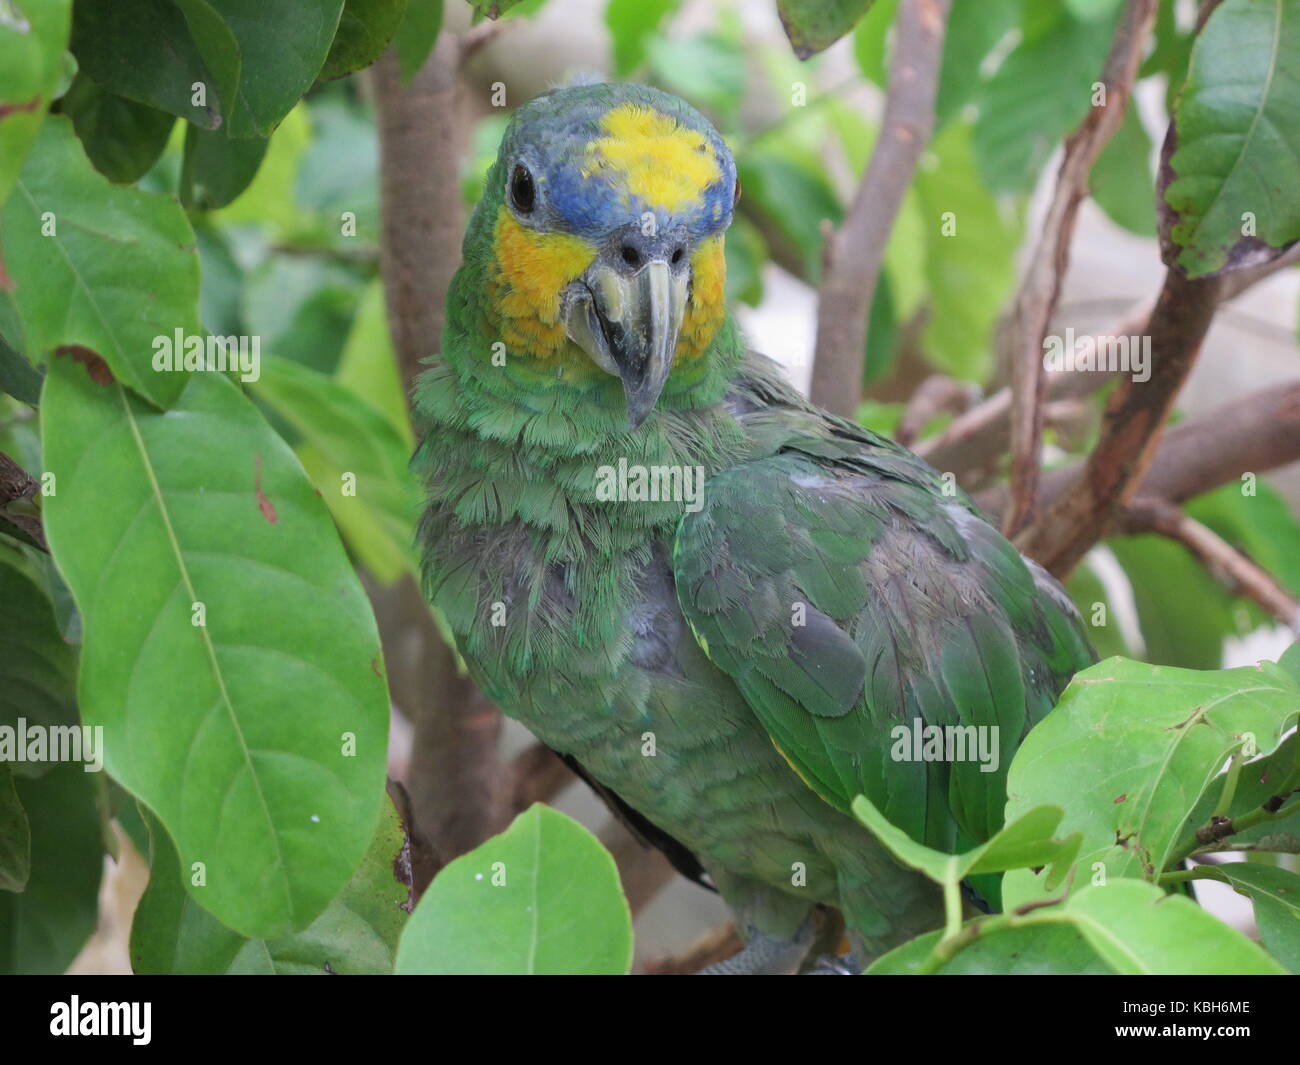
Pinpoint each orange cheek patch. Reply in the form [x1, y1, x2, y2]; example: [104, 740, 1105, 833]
[489, 207, 596, 358]
[677, 236, 726, 361]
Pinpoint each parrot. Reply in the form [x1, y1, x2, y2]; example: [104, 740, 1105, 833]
[412, 81, 1095, 974]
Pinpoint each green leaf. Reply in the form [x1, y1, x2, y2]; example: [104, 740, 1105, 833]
[1213, 863, 1300, 973]
[0, 328, 42, 404]
[0, 761, 103, 973]
[850, 0, 898, 87]
[215, 102, 311, 236]
[69, 0, 239, 130]
[250, 354, 418, 583]
[934, 0, 1018, 128]
[394, 0, 442, 83]
[215, 0, 346, 139]
[132, 798, 410, 973]
[334, 279, 412, 447]
[0, 547, 77, 779]
[1162, 0, 1300, 277]
[778, 0, 874, 60]
[40, 358, 390, 939]
[395, 804, 633, 975]
[181, 121, 269, 209]
[606, 0, 677, 76]
[60, 72, 176, 185]
[1065, 879, 1286, 975]
[973, 3, 1118, 194]
[1090, 102, 1155, 236]
[645, 32, 746, 119]
[852, 793, 1073, 886]
[0, 0, 70, 207]
[1109, 533, 1236, 668]
[1003, 657, 1300, 909]
[0, 762, 30, 892]
[867, 920, 1110, 974]
[2, 116, 202, 407]
[1064, 558, 1133, 661]
[321, 0, 408, 81]
[736, 148, 841, 281]
[913, 118, 1021, 380]
[1188, 481, 1300, 600]
[1174, 734, 1300, 856]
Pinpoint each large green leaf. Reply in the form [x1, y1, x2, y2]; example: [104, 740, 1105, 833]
[40, 357, 389, 939]
[2, 116, 202, 408]
[1003, 657, 1300, 909]
[0, 547, 77, 779]
[395, 804, 633, 975]
[0, 762, 30, 892]
[213, 0, 345, 138]
[1162, 0, 1300, 277]
[69, 0, 239, 130]
[60, 72, 176, 185]
[321, 0, 407, 81]
[0, 761, 103, 973]
[1064, 879, 1286, 975]
[131, 799, 409, 973]
[778, 0, 874, 60]
[1212, 863, 1300, 973]
[867, 920, 1110, 975]
[0, 0, 69, 207]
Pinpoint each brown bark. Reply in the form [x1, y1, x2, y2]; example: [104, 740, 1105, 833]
[1004, 0, 1157, 536]
[809, 0, 951, 418]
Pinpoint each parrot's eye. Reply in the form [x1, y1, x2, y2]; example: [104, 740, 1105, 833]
[510, 165, 536, 214]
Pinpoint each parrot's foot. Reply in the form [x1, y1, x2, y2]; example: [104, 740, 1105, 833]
[695, 924, 814, 975]
[805, 952, 860, 975]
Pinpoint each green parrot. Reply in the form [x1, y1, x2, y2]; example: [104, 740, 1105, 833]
[412, 82, 1094, 973]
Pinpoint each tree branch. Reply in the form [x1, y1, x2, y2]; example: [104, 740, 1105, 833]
[1124, 498, 1299, 630]
[1004, 0, 1157, 536]
[372, 32, 514, 864]
[977, 380, 1300, 529]
[809, 0, 951, 418]
[1013, 267, 1224, 576]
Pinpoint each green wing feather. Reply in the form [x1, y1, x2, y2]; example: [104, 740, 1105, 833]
[673, 415, 1094, 850]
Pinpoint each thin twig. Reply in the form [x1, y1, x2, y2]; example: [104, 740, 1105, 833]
[1124, 498, 1300, 630]
[894, 374, 978, 447]
[809, 0, 951, 418]
[977, 380, 1300, 526]
[1004, 0, 1157, 536]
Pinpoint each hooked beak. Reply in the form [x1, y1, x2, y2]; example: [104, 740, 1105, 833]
[564, 254, 689, 429]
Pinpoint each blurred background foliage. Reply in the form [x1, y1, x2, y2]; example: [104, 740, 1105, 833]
[3, 0, 1299, 971]
[10, 0, 1281, 675]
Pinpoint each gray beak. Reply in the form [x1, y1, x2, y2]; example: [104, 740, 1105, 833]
[564, 246, 689, 429]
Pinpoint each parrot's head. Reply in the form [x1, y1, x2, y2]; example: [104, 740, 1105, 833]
[471, 82, 738, 428]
